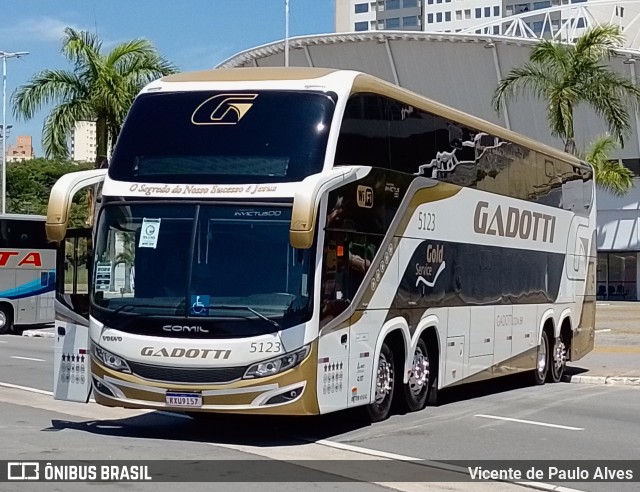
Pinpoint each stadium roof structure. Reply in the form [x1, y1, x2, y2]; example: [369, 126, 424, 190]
[216, 0, 640, 160]
[461, 0, 640, 47]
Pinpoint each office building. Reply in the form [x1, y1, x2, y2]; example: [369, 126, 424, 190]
[71, 121, 97, 163]
[6, 136, 34, 163]
[335, 0, 610, 37]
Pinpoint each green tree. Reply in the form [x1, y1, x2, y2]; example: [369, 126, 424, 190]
[492, 24, 640, 194]
[7, 158, 94, 226]
[580, 134, 635, 196]
[12, 27, 178, 160]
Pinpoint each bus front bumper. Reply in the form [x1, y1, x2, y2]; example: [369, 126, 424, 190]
[90, 342, 320, 416]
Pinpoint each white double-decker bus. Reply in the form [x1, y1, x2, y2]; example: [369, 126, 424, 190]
[48, 68, 596, 422]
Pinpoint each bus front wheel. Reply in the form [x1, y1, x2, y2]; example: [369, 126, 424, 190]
[366, 342, 395, 422]
[0, 307, 13, 335]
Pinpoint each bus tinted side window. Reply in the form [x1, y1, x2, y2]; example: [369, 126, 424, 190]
[336, 92, 593, 214]
[388, 100, 448, 175]
[0, 219, 54, 249]
[335, 94, 390, 168]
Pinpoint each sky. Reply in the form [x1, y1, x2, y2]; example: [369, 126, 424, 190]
[0, 0, 335, 157]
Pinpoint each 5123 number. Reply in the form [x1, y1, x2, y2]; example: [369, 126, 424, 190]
[417, 211, 436, 232]
[249, 342, 282, 353]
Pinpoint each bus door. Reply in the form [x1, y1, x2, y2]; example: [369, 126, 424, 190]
[53, 227, 92, 402]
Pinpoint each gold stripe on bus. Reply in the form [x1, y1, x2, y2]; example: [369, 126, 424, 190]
[446, 347, 538, 387]
[320, 181, 460, 336]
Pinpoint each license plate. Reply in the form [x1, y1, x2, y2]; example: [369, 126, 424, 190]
[165, 392, 202, 407]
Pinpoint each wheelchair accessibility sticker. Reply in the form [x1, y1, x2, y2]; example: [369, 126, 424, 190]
[190, 295, 210, 316]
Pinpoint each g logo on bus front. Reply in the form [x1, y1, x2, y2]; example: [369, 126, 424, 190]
[0, 251, 42, 267]
[191, 93, 258, 125]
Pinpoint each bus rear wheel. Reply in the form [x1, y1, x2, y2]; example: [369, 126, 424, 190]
[532, 331, 549, 385]
[366, 342, 395, 422]
[402, 338, 431, 412]
[0, 307, 13, 335]
[549, 337, 567, 383]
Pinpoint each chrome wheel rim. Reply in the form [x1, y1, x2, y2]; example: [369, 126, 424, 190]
[408, 346, 429, 397]
[374, 353, 393, 405]
[537, 337, 547, 375]
[0, 312, 6, 329]
[554, 340, 566, 373]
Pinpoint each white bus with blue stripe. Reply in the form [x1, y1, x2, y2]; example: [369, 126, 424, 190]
[0, 214, 56, 334]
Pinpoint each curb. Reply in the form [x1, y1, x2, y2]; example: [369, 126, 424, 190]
[563, 374, 640, 386]
[21, 329, 55, 339]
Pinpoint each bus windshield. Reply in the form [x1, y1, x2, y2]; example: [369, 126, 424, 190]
[91, 203, 314, 338]
[108, 90, 336, 184]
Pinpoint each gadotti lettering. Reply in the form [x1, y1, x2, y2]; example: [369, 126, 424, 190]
[0, 251, 42, 267]
[140, 347, 231, 359]
[473, 201, 556, 243]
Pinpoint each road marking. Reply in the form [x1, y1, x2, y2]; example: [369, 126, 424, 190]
[0, 340, 7, 343]
[11, 355, 47, 362]
[211, 439, 586, 492]
[312, 438, 421, 461]
[10, 356, 45, 362]
[474, 414, 583, 431]
[595, 329, 611, 333]
[0, 381, 98, 402]
[0, 381, 52, 395]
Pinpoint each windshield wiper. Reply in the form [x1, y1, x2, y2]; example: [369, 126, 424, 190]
[212, 305, 280, 330]
[100, 302, 177, 325]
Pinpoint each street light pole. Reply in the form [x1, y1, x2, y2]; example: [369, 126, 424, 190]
[285, 0, 290, 67]
[1, 50, 29, 215]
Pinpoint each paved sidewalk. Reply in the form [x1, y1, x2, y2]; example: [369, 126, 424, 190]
[565, 301, 640, 385]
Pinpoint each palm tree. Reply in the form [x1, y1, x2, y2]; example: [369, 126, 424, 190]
[115, 232, 136, 293]
[13, 27, 178, 160]
[581, 134, 635, 196]
[493, 24, 640, 168]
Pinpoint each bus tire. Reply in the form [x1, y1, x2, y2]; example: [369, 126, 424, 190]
[402, 338, 431, 412]
[0, 306, 13, 335]
[549, 336, 567, 383]
[532, 330, 549, 385]
[366, 342, 395, 422]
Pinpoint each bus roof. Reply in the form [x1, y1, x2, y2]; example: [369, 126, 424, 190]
[160, 67, 338, 83]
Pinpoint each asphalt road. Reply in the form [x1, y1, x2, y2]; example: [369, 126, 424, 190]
[0, 334, 51, 391]
[0, 333, 639, 492]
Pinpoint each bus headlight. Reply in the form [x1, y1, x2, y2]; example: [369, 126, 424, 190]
[244, 345, 310, 379]
[91, 343, 131, 373]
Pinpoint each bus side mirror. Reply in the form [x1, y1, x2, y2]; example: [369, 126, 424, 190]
[289, 168, 357, 249]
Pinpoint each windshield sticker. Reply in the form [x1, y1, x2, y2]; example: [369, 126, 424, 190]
[190, 295, 210, 316]
[139, 218, 161, 249]
[191, 93, 258, 125]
